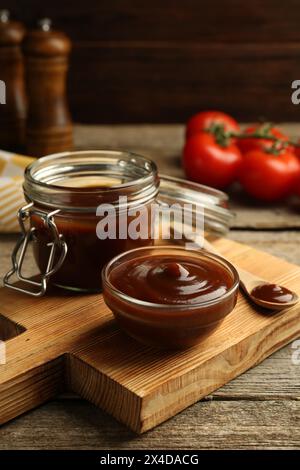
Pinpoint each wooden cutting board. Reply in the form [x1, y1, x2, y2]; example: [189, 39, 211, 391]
[1, 238, 300, 433]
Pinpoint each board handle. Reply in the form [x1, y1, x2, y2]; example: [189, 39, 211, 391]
[3, 202, 67, 296]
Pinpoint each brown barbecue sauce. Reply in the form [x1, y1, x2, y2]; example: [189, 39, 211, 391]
[109, 254, 233, 305]
[31, 180, 154, 291]
[251, 283, 295, 304]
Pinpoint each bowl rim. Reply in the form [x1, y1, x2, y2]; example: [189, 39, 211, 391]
[102, 245, 240, 311]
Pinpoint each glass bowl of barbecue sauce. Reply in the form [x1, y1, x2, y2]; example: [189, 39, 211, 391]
[102, 246, 239, 349]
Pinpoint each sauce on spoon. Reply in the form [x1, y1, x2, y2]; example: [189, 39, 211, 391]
[251, 283, 295, 304]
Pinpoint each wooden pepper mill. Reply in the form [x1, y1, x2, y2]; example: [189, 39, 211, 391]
[0, 10, 26, 151]
[23, 18, 73, 157]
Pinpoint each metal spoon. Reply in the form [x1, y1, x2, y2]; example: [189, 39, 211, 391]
[203, 239, 299, 311]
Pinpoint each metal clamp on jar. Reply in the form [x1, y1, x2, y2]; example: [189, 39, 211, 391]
[3, 150, 233, 296]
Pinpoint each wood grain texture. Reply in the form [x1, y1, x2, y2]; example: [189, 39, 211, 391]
[1, 238, 300, 433]
[0, 399, 299, 450]
[66, 42, 300, 123]
[8, 0, 300, 43]
[0, 337, 298, 449]
[6, 1, 300, 122]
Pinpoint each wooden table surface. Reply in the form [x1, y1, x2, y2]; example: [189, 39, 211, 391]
[0, 124, 299, 450]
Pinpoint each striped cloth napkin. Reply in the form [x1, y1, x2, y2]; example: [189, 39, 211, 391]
[0, 150, 34, 233]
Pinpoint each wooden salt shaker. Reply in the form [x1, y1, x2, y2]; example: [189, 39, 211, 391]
[23, 18, 73, 157]
[0, 10, 26, 151]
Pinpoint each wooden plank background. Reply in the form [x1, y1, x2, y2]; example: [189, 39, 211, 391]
[5, 0, 300, 123]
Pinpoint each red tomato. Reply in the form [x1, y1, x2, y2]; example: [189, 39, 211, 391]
[183, 132, 242, 189]
[238, 148, 300, 202]
[293, 164, 300, 196]
[238, 125, 294, 154]
[293, 141, 300, 160]
[186, 111, 240, 139]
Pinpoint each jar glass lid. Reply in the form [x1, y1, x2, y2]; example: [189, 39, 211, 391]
[158, 174, 234, 235]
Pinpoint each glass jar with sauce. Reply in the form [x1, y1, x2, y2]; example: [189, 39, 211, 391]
[4, 150, 233, 296]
